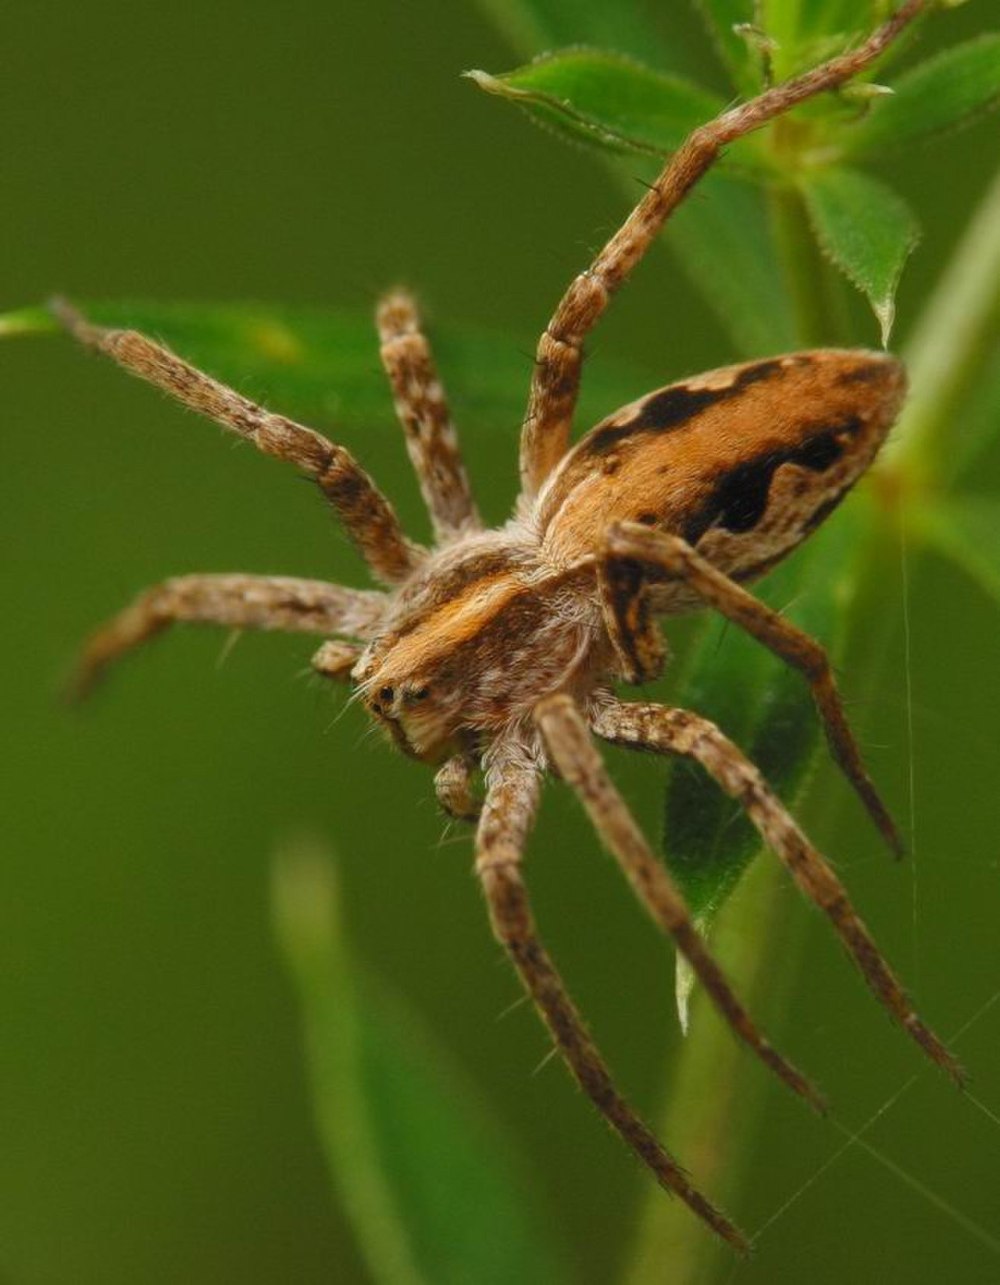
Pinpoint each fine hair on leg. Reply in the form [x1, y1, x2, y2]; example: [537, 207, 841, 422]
[590, 697, 965, 1085]
[535, 693, 826, 1113]
[376, 289, 481, 540]
[311, 640, 363, 683]
[69, 574, 386, 700]
[475, 741, 749, 1253]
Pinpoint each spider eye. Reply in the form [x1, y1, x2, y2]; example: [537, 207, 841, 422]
[379, 685, 395, 704]
[411, 686, 430, 702]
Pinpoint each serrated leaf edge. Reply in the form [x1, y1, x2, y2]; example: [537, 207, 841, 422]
[799, 169, 921, 345]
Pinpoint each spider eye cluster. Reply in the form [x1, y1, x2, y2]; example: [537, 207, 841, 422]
[370, 681, 431, 715]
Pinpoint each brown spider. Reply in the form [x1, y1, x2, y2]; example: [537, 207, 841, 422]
[59, 0, 961, 1251]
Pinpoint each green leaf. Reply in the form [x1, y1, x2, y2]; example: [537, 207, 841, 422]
[471, 1, 800, 357]
[843, 34, 1000, 158]
[0, 300, 646, 441]
[694, 0, 760, 96]
[663, 509, 861, 927]
[800, 166, 920, 345]
[272, 839, 572, 1285]
[915, 494, 1000, 607]
[466, 51, 724, 156]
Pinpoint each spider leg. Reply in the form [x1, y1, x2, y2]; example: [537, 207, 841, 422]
[54, 300, 424, 586]
[603, 521, 902, 854]
[310, 639, 363, 683]
[535, 693, 826, 1113]
[376, 290, 482, 540]
[69, 573, 385, 699]
[476, 743, 749, 1253]
[434, 752, 481, 822]
[517, 0, 925, 503]
[591, 697, 965, 1086]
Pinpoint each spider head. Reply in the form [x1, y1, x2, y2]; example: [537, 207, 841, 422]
[357, 666, 456, 762]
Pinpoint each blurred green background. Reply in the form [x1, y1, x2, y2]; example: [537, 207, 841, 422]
[2, 2, 999, 1282]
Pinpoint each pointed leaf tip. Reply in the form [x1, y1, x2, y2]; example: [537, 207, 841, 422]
[466, 49, 726, 157]
[463, 68, 506, 96]
[801, 167, 920, 346]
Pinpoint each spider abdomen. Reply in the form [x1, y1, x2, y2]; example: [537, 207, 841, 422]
[536, 349, 905, 593]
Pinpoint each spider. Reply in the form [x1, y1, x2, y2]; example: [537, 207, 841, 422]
[58, 0, 961, 1251]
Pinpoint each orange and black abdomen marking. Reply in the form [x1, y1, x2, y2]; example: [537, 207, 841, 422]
[537, 349, 905, 582]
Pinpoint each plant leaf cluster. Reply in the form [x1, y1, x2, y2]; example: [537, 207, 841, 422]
[468, 4, 1000, 346]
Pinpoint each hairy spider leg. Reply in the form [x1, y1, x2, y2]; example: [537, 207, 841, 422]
[517, 0, 925, 501]
[603, 521, 903, 853]
[536, 694, 826, 1113]
[476, 743, 750, 1254]
[590, 698, 965, 1086]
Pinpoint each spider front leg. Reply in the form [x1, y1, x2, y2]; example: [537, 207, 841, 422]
[534, 694, 826, 1114]
[475, 743, 748, 1253]
[517, 0, 926, 502]
[590, 697, 965, 1086]
[602, 521, 902, 853]
[69, 574, 386, 700]
[54, 300, 424, 586]
[376, 290, 481, 540]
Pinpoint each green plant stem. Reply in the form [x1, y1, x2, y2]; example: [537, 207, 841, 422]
[769, 184, 831, 346]
[621, 857, 809, 1284]
[889, 163, 1000, 482]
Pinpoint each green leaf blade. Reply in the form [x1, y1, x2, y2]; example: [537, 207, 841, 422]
[467, 51, 724, 156]
[272, 842, 425, 1285]
[844, 34, 1000, 158]
[800, 166, 920, 345]
[272, 840, 572, 1285]
[0, 299, 647, 441]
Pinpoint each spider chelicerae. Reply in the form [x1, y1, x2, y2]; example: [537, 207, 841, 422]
[59, 0, 961, 1251]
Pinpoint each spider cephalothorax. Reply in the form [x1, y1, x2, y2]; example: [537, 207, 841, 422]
[61, 0, 960, 1253]
[351, 531, 602, 762]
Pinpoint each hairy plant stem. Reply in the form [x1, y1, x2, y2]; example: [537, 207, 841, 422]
[621, 156, 1000, 1284]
